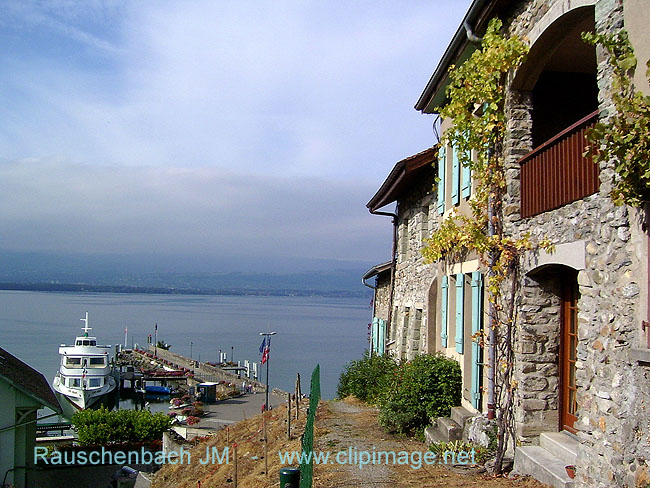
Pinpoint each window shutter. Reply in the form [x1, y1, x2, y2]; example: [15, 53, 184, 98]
[440, 276, 449, 347]
[471, 271, 483, 409]
[437, 146, 446, 214]
[451, 145, 460, 205]
[461, 149, 471, 199]
[455, 273, 464, 353]
[378, 319, 386, 356]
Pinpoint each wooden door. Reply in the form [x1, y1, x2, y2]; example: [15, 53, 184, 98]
[561, 279, 579, 433]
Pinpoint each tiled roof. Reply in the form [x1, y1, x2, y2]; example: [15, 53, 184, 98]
[0, 347, 62, 413]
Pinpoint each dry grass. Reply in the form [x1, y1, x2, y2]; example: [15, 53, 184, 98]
[152, 400, 307, 488]
[153, 397, 550, 488]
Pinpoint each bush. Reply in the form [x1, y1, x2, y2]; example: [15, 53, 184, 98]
[72, 407, 172, 446]
[337, 352, 398, 404]
[378, 354, 461, 435]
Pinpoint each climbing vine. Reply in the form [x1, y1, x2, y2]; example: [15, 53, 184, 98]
[422, 18, 552, 474]
[582, 30, 650, 206]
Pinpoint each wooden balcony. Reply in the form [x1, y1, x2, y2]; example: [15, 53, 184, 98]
[519, 110, 599, 218]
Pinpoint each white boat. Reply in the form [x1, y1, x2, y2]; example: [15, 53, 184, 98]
[53, 312, 117, 418]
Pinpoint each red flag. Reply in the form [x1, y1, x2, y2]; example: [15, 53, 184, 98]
[261, 346, 269, 364]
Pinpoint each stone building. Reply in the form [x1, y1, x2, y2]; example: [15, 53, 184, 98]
[368, 0, 650, 486]
[362, 261, 392, 355]
[367, 140, 489, 416]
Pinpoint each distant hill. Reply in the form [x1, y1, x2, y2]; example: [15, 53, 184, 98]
[0, 250, 379, 297]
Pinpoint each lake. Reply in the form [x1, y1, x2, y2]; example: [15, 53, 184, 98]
[0, 291, 371, 401]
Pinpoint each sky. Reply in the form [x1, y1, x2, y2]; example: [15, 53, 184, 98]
[0, 1, 471, 271]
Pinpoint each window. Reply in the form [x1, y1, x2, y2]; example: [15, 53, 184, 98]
[89, 378, 102, 388]
[89, 357, 105, 367]
[69, 378, 81, 388]
[66, 357, 82, 368]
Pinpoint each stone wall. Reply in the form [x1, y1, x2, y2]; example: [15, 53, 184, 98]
[390, 170, 438, 360]
[500, 0, 650, 485]
[374, 271, 391, 323]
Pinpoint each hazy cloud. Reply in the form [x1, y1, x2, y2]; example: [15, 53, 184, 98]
[0, 1, 470, 267]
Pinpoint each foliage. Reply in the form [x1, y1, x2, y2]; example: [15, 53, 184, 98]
[582, 30, 650, 206]
[336, 352, 398, 404]
[422, 18, 554, 473]
[377, 354, 461, 435]
[72, 407, 172, 446]
[429, 440, 490, 465]
[156, 340, 171, 350]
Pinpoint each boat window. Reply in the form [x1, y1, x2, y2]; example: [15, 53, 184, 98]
[76, 340, 81, 346]
[69, 378, 81, 388]
[89, 357, 105, 367]
[66, 357, 82, 367]
[83, 340, 90, 346]
[89, 378, 102, 387]
[90, 340, 96, 346]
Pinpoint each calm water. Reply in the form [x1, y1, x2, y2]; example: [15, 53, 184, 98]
[0, 291, 371, 401]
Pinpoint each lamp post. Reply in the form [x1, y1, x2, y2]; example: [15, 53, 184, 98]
[190, 341, 193, 360]
[259, 331, 276, 411]
[231, 346, 234, 363]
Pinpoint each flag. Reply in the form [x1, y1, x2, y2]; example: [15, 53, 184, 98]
[261, 336, 271, 364]
[259, 337, 266, 354]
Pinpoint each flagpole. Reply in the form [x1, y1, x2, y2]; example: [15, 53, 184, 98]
[259, 331, 276, 411]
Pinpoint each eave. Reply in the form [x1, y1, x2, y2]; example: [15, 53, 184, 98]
[366, 147, 438, 213]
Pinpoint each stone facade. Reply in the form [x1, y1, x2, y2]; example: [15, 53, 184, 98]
[391, 170, 438, 360]
[369, 0, 650, 484]
[500, 0, 650, 486]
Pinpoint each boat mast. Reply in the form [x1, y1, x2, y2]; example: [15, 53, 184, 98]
[81, 311, 92, 337]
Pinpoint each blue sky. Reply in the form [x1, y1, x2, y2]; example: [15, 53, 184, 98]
[0, 1, 471, 268]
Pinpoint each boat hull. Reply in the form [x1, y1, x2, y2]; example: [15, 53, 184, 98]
[53, 377, 118, 419]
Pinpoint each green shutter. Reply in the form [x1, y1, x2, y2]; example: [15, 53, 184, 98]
[378, 319, 386, 356]
[451, 144, 460, 205]
[471, 271, 483, 409]
[437, 146, 446, 214]
[455, 273, 464, 353]
[440, 276, 449, 347]
[372, 317, 379, 354]
[461, 149, 471, 199]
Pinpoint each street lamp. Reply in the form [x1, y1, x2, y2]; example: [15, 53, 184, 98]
[259, 331, 276, 411]
[190, 341, 193, 360]
[231, 346, 234, 363]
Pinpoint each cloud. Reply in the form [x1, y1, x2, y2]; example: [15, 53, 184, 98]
[0, 1, 470, 266]
[0, 159, 391, 262]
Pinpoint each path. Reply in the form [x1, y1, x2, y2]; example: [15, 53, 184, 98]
[314, 398, 551, 488]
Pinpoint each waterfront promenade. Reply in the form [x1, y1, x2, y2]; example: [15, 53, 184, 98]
[143, 346, 287, 433]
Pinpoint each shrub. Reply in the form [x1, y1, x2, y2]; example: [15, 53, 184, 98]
[337, 352, 398, 404]
[72, 407, 172, 446]
[378, 354, 461, 435]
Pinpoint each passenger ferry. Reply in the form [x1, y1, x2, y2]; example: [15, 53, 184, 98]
[52, 312, 117, 418]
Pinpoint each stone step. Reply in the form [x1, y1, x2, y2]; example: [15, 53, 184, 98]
[436, 417, 462, 441]
[424, 425, 447, 445]
[540, 431, 578, 467]
[513, 446, 574, 488]
[450, 406, 474, 428]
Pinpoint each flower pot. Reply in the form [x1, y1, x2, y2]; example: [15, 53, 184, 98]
[565, 465, 576, 479]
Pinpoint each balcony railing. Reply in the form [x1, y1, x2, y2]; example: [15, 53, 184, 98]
[519, 110, 599, 218]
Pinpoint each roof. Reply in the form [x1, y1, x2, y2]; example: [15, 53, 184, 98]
[0, 347, 62, 413]
[361, 261, 392, 281]
[414, 0, 514, 113]
[366, 146, 438, 212]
